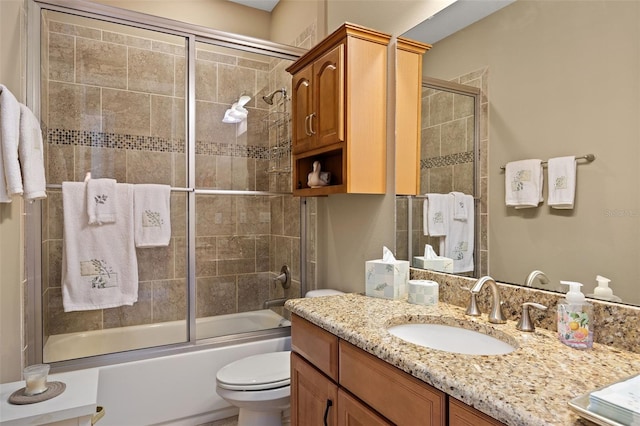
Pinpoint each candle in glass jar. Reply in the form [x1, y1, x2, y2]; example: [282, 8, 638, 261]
[23, 364, 50, 396]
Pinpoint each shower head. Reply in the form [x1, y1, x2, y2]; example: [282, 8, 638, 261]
[262, 88, 287, 105]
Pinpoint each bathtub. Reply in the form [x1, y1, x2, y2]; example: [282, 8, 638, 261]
[46, 310, 291, 425]
[97, 335, 291, 425]
[44, 309, 291, 363]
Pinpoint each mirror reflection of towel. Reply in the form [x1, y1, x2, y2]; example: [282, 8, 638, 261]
[443, 193, 474, 273]
[548, 156, 576, 209]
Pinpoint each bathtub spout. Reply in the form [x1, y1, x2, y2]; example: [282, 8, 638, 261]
[263, 298, 287, 309]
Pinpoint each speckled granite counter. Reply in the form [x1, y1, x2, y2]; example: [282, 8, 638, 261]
[286, 293, 640, 426]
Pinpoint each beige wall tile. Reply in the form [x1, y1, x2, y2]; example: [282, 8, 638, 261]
[128, 48, 175, 95]
[46, 144, 74, 185]
[47, 191, 64, 241]
[76, 38, 127, 89]
[195, 236, 217, 278]
[46, 287, 102, 335]
[49, 21, 100, 40]
[197, 50, 236, 65]
[218, 64, 257, 105]
[236, 196, 270, 235]
[74, 146, 127, 182]
[49, 82, 101, 131]
[49, 33, 74, 82]
[196, 276, 236, 317]
[428, 166, 453, 193]
[153, 279, 187, 322]
[196, 195, 236, 236]
[125, 150, 172, 184]
[103, 281, 152, 328]
[196, 59, 218, 102]
[102, 89, 150, 136]
[196, 101, 235, 142]
[237, 273, 270, 312]
[454, 92, 474, 120]
[422, 126, 440, 159]
[429, 91, 454, 126]
[151, 95, 185, 139]
[440, 119, 467, 156]
[231, 157, 254, 191]
[453, 162, 474, 194]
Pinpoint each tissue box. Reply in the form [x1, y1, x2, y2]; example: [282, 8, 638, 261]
[408, 280, 439, 306]
[412, 256, 454, 273]
[365, 259, 410, 300]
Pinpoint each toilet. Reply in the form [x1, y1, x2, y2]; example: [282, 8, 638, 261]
[215, 289, 344, 426]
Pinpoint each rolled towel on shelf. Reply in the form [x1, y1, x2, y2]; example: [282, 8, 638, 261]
[134, 184, 172, 248]
[505, 159, 543, 208]
[548, 156, 577, 209]
[87, 178, 117, 225]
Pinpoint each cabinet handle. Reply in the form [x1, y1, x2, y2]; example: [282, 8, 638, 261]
[309, 112, 316, 135]
[327, 64, 336, 71]
[304, 115, 312, 136]
[323, 399, 333, 426]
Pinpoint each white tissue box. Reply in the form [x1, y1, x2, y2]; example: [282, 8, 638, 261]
[365, 259, 410, 300]
[408, 280, 439, 306]
[412, 256, 454, 273]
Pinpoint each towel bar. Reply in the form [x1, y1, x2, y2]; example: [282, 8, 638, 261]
[499, 153, 595, 171]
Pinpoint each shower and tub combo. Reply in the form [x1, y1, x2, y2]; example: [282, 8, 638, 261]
[24, 0, 315, 424]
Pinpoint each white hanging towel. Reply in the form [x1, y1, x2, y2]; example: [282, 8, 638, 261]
[547, 156, 577, 209]
[443, 193, 475, 273]
[62, 181, 138, 312]
[18, 104, 47, 201]
[134, 184, 171, 248]
[450, 191, 468, 220]
[505, 159, 543, 208]
[423, 193, 451, 236]
[0, 85, 22, 202]
[87, 178, 117, 225]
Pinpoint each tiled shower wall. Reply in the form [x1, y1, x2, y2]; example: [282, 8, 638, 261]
[396, 68, 489, 276]
[41, 14, 305, 339]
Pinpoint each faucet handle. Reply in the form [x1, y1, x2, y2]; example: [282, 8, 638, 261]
[465, 290, 482, 317]
[516, 302, 547, 332]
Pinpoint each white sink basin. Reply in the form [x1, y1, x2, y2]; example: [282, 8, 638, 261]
[387, 323, 516, 355]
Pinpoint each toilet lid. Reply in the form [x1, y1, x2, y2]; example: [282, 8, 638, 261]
[216, 351, 291, 391]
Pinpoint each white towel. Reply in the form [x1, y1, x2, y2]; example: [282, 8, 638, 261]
[423, 193, 450, 236]
[134, 184, 171, 248]
[87, 178, 117, 225]
[18, 104, 47, 201]
[62, 182, 138, 312]
[450, 191, 468, 220]
[443, 193, 475, 273]
[0, 85, 22, 202]
[548, 156, 576, 209]
[505, 159, 543, 208]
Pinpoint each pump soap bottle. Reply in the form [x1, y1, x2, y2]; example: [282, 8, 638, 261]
[557, 281, 593, 349]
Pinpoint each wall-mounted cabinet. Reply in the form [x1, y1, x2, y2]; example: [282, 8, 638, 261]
[395, 36, 431, 195]
[287, 23, 391, 196]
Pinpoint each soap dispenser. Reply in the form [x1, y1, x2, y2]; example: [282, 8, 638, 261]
[594, 275, 613, 298]
[557, 281, 593, 350]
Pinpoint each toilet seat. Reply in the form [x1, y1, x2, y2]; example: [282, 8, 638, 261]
[216, 351, 291, 391]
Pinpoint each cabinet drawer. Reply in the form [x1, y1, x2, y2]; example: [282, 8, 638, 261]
[291, 315, 339, 381]
[337, 389, 391, 426]
[339, 341, 446, 426]
[449, 397, 505, 426]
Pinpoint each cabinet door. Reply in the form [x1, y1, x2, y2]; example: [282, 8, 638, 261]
[291, 63, 314, 151]
[291, 352, 338, 426]
[313, 43, 344, 148]
[449, 398, 505, 426]
[337, 389, 391, 426]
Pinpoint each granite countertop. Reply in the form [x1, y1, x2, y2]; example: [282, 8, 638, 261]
[286, 293, 640, 426]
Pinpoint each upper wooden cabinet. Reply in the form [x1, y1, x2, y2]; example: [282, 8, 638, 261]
[287, 23, 391, 196]
[395, 37, 431, 195]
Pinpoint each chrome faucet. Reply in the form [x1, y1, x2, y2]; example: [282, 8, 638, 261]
[465, 276, 507, 324]
[263, 298, 287, 309]
[525, 270, 549, 287]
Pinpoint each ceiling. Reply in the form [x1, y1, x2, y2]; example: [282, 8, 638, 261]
[227, 0, 280, 12]
[402, 0, 515, 44]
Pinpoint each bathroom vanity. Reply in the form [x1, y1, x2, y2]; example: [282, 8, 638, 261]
[286, 293, 640, 426]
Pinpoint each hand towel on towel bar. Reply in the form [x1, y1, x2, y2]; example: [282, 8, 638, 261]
[87, 178, 117, 225]
[61, 181, 138, 312]
[134, 184, 171, 248]
[0, 85, 22, 202]
[547, 156, 576, 209]
[505, 159, 543, 208]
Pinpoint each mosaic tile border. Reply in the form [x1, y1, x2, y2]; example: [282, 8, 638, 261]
[48, 128, 291, 160]
[421, 151, 474, 169]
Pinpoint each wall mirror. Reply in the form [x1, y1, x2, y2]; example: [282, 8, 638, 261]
[395, 76, 484, 277]
[396, 0, 640, 307]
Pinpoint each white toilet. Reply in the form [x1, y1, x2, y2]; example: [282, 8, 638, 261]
[215, 289, 344, 426]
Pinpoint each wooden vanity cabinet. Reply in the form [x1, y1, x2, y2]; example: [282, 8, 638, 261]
[291, 314, 506, 426]
[286, 23, 391, 196]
